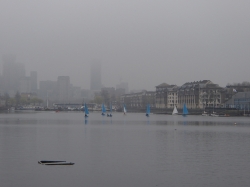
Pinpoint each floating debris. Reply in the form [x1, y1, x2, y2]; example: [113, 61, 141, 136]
[38, 160, 74, 165]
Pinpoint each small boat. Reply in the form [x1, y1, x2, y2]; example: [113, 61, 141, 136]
[107, 103, 112, 117]
[123, 104, 127, 115]
[182, 103, 188, 116]
[146, 104, 150, 117]
[84, 103, 89, 117]
[38, 160, 74, 165]
[101, 104, 106, 116]
[210, 111, 219, 117]
[172, 106, 178, 115]
[201, 111, 209, 116]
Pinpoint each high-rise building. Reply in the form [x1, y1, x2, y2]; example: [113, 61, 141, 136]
[38, 80, 57, 105]
[90, 60, 102, 91]
[57, 76, 70, 103]
[2, 54, 25, 96]
[19, 77, 31, 94]
[30, 71, 37, 93]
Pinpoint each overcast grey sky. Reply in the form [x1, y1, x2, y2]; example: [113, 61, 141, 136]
[1, 0, 250, 91]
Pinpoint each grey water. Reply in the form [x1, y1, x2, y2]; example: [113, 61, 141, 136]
[0, 112, 250, 187]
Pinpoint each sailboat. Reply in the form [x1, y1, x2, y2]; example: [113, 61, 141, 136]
[172, 106, 178, 115]
[201, 111, 209, 116]
[84, 103, 89, 117]
[123, 104, 127, 115]
[101, 104, 106, 116]
[182, 103, 188, 116]
[146, 104, 150, 117]
[107, 103, 112, 117]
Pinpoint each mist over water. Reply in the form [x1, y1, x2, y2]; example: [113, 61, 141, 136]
[1, 112, 250, 187]
[1, 1, 250, 90]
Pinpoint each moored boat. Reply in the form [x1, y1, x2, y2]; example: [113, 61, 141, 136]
[201, 111, 209, 116]
[210, 112, 219, 117]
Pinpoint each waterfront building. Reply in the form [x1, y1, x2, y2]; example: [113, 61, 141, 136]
[224, 92, 250, 111]
[178, 80, 225, 109]
[166, 85, 179, 109]
[199, 82, 226, 109]
[121, 90, 155, 109]
[155, 83, 178, 109]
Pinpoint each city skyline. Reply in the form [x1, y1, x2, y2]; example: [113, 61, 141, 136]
[0, 55, 249, 95]
[1, 1, 250, 91]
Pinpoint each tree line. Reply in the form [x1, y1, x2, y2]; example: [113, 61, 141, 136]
[1, 92, 43, 108]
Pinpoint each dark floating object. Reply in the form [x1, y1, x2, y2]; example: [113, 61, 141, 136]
[38, 160, 74, 165]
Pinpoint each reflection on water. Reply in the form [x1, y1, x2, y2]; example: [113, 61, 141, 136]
[0, 112, 250, 187]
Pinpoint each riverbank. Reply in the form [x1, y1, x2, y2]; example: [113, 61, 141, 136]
[118, 107, 249, 117]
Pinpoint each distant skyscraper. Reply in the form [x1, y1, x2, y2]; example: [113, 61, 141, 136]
[57, 76, 70, 103]
[19, 77, 31, 94]
[90, 60, 102, 91]
[30, 71, 37, 93]
[2, 54, 25, 96]
[38, 80, 57, 103]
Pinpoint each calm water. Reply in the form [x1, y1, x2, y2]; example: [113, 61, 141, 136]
[0, 111, 250, 187]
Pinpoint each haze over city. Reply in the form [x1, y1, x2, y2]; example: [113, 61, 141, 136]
[1, 0, 250, 91]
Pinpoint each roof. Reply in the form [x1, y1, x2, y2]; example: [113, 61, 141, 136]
[156, 83, 169, 87]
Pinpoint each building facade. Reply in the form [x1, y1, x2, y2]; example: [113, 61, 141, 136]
[155, 83, 178, 109]
[121, 91, 155, 109]
[224, 92, 250, 110]
[178, 80, 225, 109]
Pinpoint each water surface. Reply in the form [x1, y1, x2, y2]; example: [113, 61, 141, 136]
[0, 112, 250, 187]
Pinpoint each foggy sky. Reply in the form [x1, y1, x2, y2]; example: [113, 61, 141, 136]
[1, 0, 250, 91]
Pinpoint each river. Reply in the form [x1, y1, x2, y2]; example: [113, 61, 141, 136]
[0, 111, 250, 187]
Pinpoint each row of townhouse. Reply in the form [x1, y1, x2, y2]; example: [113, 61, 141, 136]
[121, 80, 228, 109]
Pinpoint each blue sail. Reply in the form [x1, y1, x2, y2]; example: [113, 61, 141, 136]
[183, 103, 188, 115]
[101, 104, 106, 115]
[84, 103, 89, 116]
[146, 104, 150, 116]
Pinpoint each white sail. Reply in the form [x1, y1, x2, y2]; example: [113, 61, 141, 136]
[123, 106, 127, 114]
[172, 106, 178, 115]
